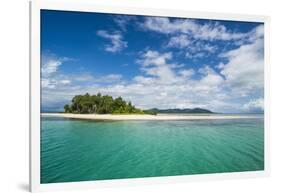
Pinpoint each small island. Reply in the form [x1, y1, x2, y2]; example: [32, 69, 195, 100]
[63, 93, 156, 115]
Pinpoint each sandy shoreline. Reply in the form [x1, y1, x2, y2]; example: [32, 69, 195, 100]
[41, 113, 262, 121]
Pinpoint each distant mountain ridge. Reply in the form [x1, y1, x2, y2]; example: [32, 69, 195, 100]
[145, 108, 214, 114]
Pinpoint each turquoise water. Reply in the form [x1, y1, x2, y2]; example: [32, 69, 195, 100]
[41, 116, 264, 183]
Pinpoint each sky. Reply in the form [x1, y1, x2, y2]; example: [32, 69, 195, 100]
[41, 10, 264, 113]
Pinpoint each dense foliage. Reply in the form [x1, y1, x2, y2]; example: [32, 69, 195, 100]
[64, 93, 150, 114]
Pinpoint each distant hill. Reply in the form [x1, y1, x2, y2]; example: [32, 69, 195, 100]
[145, 108, 214, 114]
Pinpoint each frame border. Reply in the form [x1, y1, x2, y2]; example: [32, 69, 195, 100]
[30, 0, 270, 192]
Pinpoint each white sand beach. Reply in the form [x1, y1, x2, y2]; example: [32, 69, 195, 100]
[41, 113, 261, 121]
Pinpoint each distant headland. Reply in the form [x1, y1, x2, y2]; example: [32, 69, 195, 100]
[145, 108, 214, 114]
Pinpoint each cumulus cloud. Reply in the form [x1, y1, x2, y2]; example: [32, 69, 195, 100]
[141, 17, 263, 60]
[41, 79, 55, 89]
[199, 66, 224, 87]
[243, 98, 264, 112]
[167, 34, 191, 48]
[137, 50, 176, 83]
[97, 30, 127, 53]
[113, 15, 136, 31]
[41, 53, 72, 89]
[141, 17, 249, 41]
[41, 53, 64, 77]
[184, 41, 217, 59]
[219, 26, 264, 96]
[179, 69, 195, 78]
[41, 59, 61, 77]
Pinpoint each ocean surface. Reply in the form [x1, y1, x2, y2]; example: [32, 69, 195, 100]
[41, 115, 264, 183]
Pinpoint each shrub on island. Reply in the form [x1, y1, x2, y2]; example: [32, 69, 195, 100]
[64, 93, 152, 115]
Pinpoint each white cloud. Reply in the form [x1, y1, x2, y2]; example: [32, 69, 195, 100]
[41, 78, 71, 89]
[194, 22, 247, 41]
[133, 76, 154, 84]
[114, 16, 129, 31]
[113, 15, 136, 31]
[60, 80, 71, 85]
[139, 50, 172, 67]
[215, 62, 225, 70]
[199, 66, 224, 86]
[179, 69, 195, 78]
[141, 17, 197, 35]
[165, 28, 218, 59]
[41, 54, 67, 89]
[243, 98, 264, 112]
[167, 34, 191, 48]
[97, 30, 127, 52]
[41, 79, 55, 89]
[41, 54, 63, 77]
[219, 26, 264, 96]
[41, 60, 61, 76]
[142, 17, 263, 61]
[41, 53, 92, 90]
[74, 74, 93, 82]
[185, 41, 217, 59]
[141, 17, 250, 41]
[104, 74, 122, 81]
[137, 50, 176, 83]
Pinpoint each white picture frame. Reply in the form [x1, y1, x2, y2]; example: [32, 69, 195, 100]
[30, 0, 270, 192]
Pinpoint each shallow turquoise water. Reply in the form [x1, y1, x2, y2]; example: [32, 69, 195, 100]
[41, 117, 264, 183]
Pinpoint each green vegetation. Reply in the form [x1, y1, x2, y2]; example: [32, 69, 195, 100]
[143, 109, 157, 115]
[64, 93, 151, 114]
[146, 108, 213, 114]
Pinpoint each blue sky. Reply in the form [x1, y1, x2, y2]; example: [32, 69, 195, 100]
[41, 10, 264, 113]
